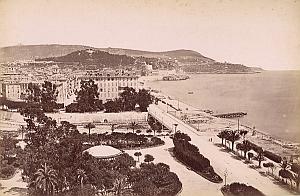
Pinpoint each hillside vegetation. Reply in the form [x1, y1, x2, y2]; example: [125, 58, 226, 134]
[0, 44, 262, 73]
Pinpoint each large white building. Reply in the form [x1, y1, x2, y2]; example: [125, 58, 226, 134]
[77, 70, 139, 102]
[0, 67, 139, 105]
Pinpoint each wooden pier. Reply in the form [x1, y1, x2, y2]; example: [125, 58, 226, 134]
[213, 112, 247, 118]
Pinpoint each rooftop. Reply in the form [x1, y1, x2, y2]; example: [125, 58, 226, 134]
[83, 145, 123, 159]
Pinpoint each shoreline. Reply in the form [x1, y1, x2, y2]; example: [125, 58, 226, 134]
[142, 79, 300, 158]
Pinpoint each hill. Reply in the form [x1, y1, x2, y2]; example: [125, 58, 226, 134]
[0, 44, 213, 62]
[0, 44, 262, 73]
[36, 49, 136, 69]
[0, 44, 94, 62]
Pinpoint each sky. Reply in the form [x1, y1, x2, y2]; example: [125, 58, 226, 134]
[0, 0, 300, 70]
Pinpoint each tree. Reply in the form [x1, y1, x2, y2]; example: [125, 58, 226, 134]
[111, 124, 116, 133]
[236, 143, 244, 157]
[293, 170, 300, 191]
[136, 89, 153, 112]
[41, 81, 58, 112]
[76, 80, 100, 112]
[146, 129, 153, 135]
[227, 130, 240, 151]
[104, 99, 122, 113]
[130, 122, 138, 134]
[0, 134, 18, 160]
[157, 129, 162, 135]
[119, 87, 137, 111]
[279, 169, 293, 188]
[144, 154, 154, 163]
[33, 163, 57, 195]
[84, 123, 95, 142]
[291, 163, 300, 191]
[256, 147, 264, 167]
[217, 130, 229, 146]
[26, 83, 41, 103]
[247, 152, 254, 161]
[282, 157, 288, 170]
[241, 140, 252, 158]
[239, 130, 248, 141]
[77, 169, 87, 188]
[134, 152, 142, 162]
[152, 122, 162, 136]
[263, 162, 275, 175]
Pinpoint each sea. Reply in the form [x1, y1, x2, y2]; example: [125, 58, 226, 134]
[147, 71, 300, 143]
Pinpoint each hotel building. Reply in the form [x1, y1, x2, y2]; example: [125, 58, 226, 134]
[77, 69, 139, 102]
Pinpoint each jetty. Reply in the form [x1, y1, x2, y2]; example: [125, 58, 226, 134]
[213, 112, 247, 118]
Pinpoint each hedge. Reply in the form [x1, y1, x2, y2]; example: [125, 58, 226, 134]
[263, 150, 282, 163]
[291, 163, 300, 174]
[173, 132, 223, 183]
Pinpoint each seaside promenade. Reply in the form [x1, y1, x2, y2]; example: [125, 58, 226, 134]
[148, 103, 292, 196]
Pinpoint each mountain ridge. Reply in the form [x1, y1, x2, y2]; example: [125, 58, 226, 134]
[0, 44, 262, 73]
[0, 44, 213, 62]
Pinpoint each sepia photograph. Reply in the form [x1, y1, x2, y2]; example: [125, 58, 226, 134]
[0, 0, 299, 195]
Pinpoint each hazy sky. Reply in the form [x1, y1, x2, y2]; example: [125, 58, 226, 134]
[0, 0, 300, 70]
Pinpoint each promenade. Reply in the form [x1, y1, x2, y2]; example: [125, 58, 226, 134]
[148, 103, 292, 196]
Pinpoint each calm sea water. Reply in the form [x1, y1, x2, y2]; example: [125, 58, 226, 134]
[148, 71, 300, 143]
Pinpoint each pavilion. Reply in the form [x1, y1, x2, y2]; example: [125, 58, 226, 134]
[84, 145, 123, 160]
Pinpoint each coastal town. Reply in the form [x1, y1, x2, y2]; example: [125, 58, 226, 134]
[1, 0, 300, 195]
[0, 47, 299, 196]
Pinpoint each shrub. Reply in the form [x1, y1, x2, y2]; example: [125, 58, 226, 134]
[0, 97, 27, 109]
[150, 137, 164, 145]
[291, 163, 300, 174]
[173, 132, 222, 183]
[263, 150, 282, 163]
[66, 100, 104, 113]
[0, 164, 15, 178]
[221, 182, 265, 196]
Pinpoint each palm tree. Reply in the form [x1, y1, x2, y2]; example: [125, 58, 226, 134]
[256, 147, 264, 167]
[241, 140, 252, 158]
[111, 123, 116, 133]
[130, 122, 138, 134]
[236, 143, 243, 156]
[293, 170, 300, 191]
[84, 123, 95, 142]
[77, 169, 87, 188]
[134, 151, 142, 162]
[227, 130, 240, 151]
[239, 130, 248, 141]
[34, 163, 57, 195]
[217, 130, 229, 146]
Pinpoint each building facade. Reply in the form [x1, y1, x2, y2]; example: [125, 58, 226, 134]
[77, 70, 139, 102]
[0, 67, 139, 105]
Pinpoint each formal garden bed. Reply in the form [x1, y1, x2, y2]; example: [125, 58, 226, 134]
[221, 182, 265, 196]
[172, 132, 223, 183]
[80, 132, 165, 150]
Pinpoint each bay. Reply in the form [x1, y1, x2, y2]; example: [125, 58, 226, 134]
[147, 71, 300, 143]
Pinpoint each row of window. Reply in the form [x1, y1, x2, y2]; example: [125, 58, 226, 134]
[95, 77, 137, 81]
[99, 82, 137, 87]
[99, 92, 118, 98]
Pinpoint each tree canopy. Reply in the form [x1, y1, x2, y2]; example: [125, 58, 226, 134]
[66, 80, 104, 113]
